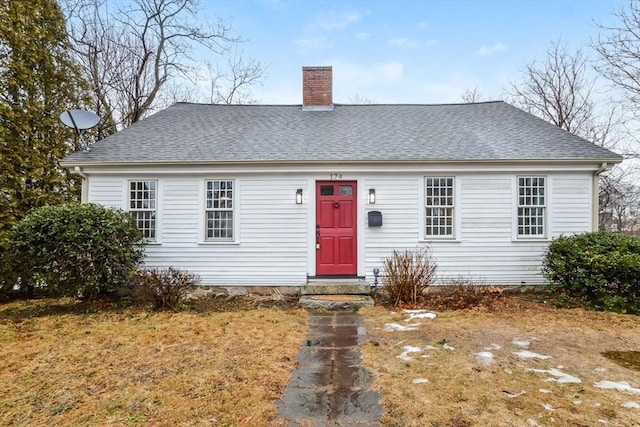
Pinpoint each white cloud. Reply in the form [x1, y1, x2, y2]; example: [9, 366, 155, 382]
[387, 38, 420, 49]
[316, 10, 362, 30]
[477, 42, 507, 56]
[416, 22, 429, 30]
[379, 62, 404, 82]
[356, 32, 371, 40]
[387, 38, 437, 49]
[296, 36, 332, 50]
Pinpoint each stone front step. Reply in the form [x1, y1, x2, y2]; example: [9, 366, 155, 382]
[301, 279, 371, 296]
[298, 294, 375, 310]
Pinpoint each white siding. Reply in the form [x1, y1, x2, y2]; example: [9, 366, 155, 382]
[88, 176, 124, 208]
[363, 172, 593, 286]
[85, 167, 596, 287]
[551, 173, 592, 237]
[125, 176, 307, 285]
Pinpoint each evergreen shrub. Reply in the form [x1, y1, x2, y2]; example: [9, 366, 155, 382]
[6, 203, 145, 298]
[542, 232, 640, 313]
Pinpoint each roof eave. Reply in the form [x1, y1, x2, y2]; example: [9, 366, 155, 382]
[60, 157, 624, 169]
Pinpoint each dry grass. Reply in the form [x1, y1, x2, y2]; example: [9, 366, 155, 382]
[0, 297, 306, 426]
[361, 296, 640, 427]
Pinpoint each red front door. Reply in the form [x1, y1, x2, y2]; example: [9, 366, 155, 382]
[316, 181, 357, 276]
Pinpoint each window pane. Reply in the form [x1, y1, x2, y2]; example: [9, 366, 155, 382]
[339, 185, 352, 196]
[129, 180, 157, 241]
[425, 177, 454, 237]
[320, 185, 334, 196]
[205, 180, 235, 240]
[517, 177, 545, 237]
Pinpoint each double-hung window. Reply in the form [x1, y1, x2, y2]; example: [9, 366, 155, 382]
[205, 180, 234, 241]
[517, 176, 545, 237]
[129, 180, 157, 240]
[425, 177, 454, 238]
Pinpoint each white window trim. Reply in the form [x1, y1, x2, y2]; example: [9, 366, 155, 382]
[421, 176, 459, 241]
[199, 178, 239, 245]
[126, 179, 161, 244]
[513, 175, 549, 241]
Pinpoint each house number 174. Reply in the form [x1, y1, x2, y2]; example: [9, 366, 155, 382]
[330, 173, 343, 179]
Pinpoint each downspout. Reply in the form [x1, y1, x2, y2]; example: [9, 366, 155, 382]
[72, 166, 88, 203]
[592, 162, 608, 232]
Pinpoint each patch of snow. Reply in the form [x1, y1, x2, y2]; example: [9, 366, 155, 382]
[598, 420, 609, 424]
[485, 343, 501, 351]
[622, 401, 640, 409]
[423, 345, 439, 351]
[397, 345, 422, 361]
[403, 309, 437, 320]
[513, 350, 552, 360]
[474, 351, 495, 365]
[513, 339, 531, 348]
[594, 380, 640, 395]
[539, 389, 552, 394]
[527, 368, 581, 384]
[573, 400, 582, 405]
[443, 343, 455, 350]
[412, 378, 429, 384]
[503, 390, 526, 398]
[384, 323, 420, 332]
[527, 419, 541, 427]
[542, 403, 554, 411]
[594, 367, 607, 372]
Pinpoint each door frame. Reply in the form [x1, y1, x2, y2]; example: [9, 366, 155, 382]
[314, 180, 358, 276]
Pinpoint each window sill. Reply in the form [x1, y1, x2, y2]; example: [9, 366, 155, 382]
[145, 241, 162, 246]
[420, 238, 461, 243]
[512, 237, 551, 242]
[198, 241, 241, 246]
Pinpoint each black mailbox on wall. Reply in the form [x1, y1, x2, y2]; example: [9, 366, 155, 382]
[368, 210, 382, 227]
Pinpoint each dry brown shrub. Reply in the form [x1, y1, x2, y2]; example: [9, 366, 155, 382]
[380, 247, 437, 307]
[131, 267, 199, 309]
[427, 278, 506, 311]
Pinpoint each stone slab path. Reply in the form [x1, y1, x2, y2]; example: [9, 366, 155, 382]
[276, 311, 383, 426]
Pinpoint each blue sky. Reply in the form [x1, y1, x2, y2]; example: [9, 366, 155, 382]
[200, 0, 626, 104]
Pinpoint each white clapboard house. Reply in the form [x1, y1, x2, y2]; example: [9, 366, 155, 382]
[61, 66, 622, 290]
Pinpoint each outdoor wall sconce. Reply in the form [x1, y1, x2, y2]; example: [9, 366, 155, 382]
[296, 188, 303, 204]
[368, 188, 376, 204]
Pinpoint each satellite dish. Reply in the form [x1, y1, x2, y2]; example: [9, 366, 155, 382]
[59, 109, 100, 152]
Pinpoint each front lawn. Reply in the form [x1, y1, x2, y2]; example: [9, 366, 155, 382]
[360, 297, 640, 426]
[2, 293, 640, 426]
[0, 297, 307, 426]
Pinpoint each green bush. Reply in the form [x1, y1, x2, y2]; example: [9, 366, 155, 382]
[6, 203, 145, 298]
[381, 247, 437, 307]
[542, 232, 640, 313]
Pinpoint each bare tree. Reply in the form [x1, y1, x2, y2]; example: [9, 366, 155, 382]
[62, 0, 265, 138]
[593, 0, 640, 107]
[507, 40, 596, 137]
[507, 39, 636, 232]
[599, 166, 640, 233]
[460, 86, 485, 103]
[348, 94, 375, 104]
[202, 49, 266, 104]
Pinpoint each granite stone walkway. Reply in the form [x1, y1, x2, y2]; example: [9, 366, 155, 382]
[276, 311, 383, 426]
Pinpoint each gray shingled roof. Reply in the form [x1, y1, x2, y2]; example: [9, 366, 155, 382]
[61, 101, 622, 165]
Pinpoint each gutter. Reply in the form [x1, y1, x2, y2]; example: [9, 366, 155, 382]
[592, 162, 608, 232]
[71, 166, 88, 203]
[59, 157, 624, 169]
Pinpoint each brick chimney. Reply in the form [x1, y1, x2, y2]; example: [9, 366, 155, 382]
[302, 66, 333, 109]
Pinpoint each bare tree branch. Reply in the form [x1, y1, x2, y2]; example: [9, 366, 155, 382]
[61, 0, 265, 137]
[507, 40, 595, 137]
[593, 0, 640, 108]
[460, 86, 485, 103]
